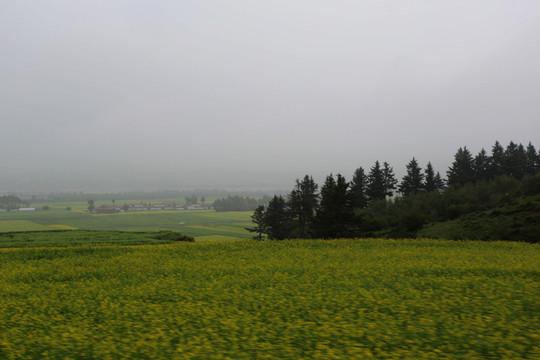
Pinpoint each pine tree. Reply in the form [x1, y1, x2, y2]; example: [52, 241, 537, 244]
[382, 162, 398, 197]
[447, 147, 474, 186]
[424, 162, 436, 192]
[490, 141, 505, 178]
[312, 174, 355, 238]
[434, 172, 445, 191]
[473, 148, 491, 181]
[287, 175, 319, 238]
[350, 167, 368, 208]
[263, 195, 292, 240]
[245, 205, 266, 240]
[504, 141, 527, 179]
[367, 161, 386, 201]
[399, 157, 424, 195]
[516, 143, 528, 177]
[525, 142, 540, 175]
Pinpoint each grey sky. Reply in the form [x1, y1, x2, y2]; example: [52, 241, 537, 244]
[2, 1, 539, 192]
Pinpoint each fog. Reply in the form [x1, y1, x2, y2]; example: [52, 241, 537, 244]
[2, 1, 539, 192]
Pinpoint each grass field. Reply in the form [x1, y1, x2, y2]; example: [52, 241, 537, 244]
[0, 209, 253, 240]
[0, 234, 538, 359]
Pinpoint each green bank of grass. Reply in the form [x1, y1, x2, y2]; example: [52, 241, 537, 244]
[0, 237, 538, 359]
[419, 194, 540, 242]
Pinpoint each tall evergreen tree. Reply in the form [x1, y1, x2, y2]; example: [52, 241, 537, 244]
[367, 161, 386, 201]
[447, 147, 474, 186]
[399, 157, 424, 195]
[424, 162, 436, 192]
[287, 175, 319, 238]
[516, 143, 528, 177]
[312, 174, 355, 238]
[525, 142, 540, 175]
[473, 148, 491, 181]
[434, 171, 445, 191]
[504, 141, 527, 179]
[263, 195, 292, 240]
[350, 167, 368, 208]
[245, 205, 266, 240]
[490, 141, 505, 178]
[382, 162, 398, 197]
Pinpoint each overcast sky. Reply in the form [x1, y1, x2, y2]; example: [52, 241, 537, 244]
[2, 1, 539, 192]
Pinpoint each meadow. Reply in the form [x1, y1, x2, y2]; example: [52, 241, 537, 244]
[0, 208, 252, 241]
[0, 235, 538, 359]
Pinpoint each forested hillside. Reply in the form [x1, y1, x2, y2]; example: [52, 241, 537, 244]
[247, 141, 540, 242]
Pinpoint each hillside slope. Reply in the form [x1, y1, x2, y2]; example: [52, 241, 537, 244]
[419, 194, 540, 242]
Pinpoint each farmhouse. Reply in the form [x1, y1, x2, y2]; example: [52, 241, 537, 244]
[94, 206, 118, 214]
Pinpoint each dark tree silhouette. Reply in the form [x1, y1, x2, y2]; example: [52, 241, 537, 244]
[473, 148, 491, 181]
[264, 195, 292, 240]
[312, 174, 355, 238]
[350, 167, 368, 208]
[490, 141, 505, 178]
[382, 162, 398, 197]
[245, 205, 266, 240]
[367, 161, 386, 201]
[288, 175, 319, 238]
[447, 147, 474, 186]
[399, 158, 424, 195]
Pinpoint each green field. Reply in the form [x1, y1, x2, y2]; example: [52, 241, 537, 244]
[0, 209, 253, 240]
[0, 234, 538, 359]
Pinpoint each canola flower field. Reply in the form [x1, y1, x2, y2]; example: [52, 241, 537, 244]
[0, 236, 539, 359]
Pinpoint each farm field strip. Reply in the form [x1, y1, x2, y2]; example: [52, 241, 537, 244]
[0, 220, 77, 232]
[196, 235, 244, 242]
[0, 230, 186, 248]
[0, 238, 538, 359]
[0, 210, 253, 240]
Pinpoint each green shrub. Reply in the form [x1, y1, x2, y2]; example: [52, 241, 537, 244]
[401, 211, 425, 232]
[153, 231, 194, 242]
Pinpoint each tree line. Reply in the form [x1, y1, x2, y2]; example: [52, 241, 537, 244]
[0, 195, 23, 210]
[213, 195, 271, 212]
[247, 140, 540, 241]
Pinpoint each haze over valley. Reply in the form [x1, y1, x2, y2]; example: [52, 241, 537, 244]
[2, 1, 539, 192]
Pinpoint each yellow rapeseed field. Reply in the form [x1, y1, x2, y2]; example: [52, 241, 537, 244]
[0, 238, 538, 359]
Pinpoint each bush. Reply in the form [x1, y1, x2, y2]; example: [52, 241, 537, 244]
[153, 231, 194, 242]
[521, 173, 540, 195]
[401, 212, 425, 232]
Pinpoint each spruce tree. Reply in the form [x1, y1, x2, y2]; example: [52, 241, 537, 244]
[245, 205, 266, 240]
[287, 175, 319, 238]
[382, 162, 398, 197]
[350, 167, 368, 208]
[490, 141, 505, 178]
[504, 142, 527, 179]
[367, 161, 386, 201]
[473, 148, 491, 181]
[434, 172, 445, 191]
[424, 162, 436, 192]
[263, 195, 292, 240]
[312, 174, 355, 239]
[399, 157, 424, 195]
[525, 142, 540, 175]
[447, 147, 474, 186]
